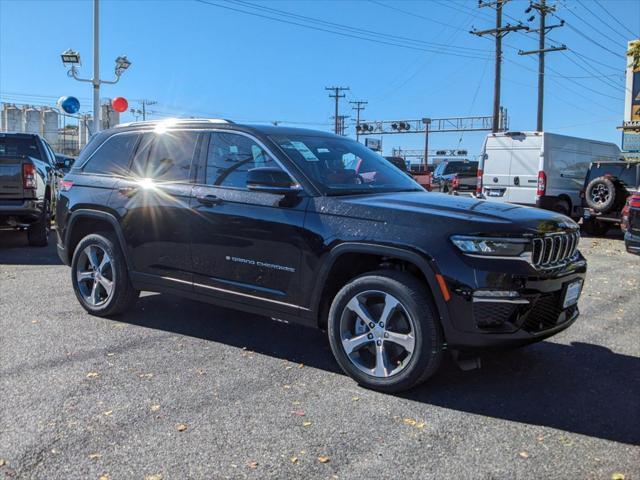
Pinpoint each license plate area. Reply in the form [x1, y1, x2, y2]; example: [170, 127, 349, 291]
[562, 279, 583, 309]
[486, 188, 506, 197]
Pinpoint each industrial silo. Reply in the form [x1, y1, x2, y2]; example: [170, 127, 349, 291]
[1, 104, 24, 132]
[42, 108, 59, 150]
[23, 106, 41, 134]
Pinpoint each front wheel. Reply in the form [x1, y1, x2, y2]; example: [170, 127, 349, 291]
[327, 270, 444, 393]
[71, 232, 139, 317]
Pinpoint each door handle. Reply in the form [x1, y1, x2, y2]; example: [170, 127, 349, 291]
[196, 194, 222, 206]
[118, 186, 138, 197]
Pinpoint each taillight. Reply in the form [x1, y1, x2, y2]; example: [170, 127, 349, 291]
[476, 168, 483, 194]
[59, 179, 74, 192]
[452, 175, 460, 190]
[23, 164, 36, 189]
[629, 194, 640, 208]
[536, 171, 546, 197]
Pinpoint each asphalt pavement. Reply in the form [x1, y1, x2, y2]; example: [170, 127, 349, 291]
[1, 228, 638, 479]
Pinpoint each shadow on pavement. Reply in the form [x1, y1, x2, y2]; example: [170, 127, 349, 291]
[120, 294, 639, 446]
[0, 228, 62, 265]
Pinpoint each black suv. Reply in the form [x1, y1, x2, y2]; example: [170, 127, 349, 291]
[56, 119, 587, 392]
[581, 160, 640, 235]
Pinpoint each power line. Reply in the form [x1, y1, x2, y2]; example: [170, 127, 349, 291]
[575, 0, 630, 44]
[350, 100, 367, 140]
[593, 0, 638, 38]
[193, 0, 490, 59]
[552, 12, 624, 59]
[367, 0, 472, 33]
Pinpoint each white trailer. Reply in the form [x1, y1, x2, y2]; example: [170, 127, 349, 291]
[478, 131, 621, 218]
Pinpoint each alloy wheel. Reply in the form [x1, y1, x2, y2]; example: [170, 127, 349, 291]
[339, 290, 416, 378]
[76, 245, 114, 307]
[591, 184, 610, 205]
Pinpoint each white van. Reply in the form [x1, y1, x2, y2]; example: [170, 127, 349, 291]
[478, 132, 621, 217]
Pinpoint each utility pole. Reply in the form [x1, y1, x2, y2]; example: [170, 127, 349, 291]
[518, 1, 565, 132]
[325, 86, 349, 134]
[422, 118, 431, 168]
[130, 99, 157, 121]
[350, 100, 367, 140]
[471, 0, 528, 133]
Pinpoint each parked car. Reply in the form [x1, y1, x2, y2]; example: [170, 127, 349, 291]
[479, 131, 621, 218]
[0, 132, 63, 245]
[56, 119, 587, 392]
[55, 153, 76, 173]
[431, 159, 478, 193]
[622, 193, 640, 255]
[581, 160, 640, 235]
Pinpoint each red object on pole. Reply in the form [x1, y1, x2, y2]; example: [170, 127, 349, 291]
[111, 97, 128, 113]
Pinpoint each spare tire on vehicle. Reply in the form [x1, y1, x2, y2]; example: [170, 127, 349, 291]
[585, 176, 618, 213]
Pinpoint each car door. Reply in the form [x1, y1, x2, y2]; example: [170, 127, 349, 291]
[108, 130, 200, 290]
[189, 130, 309, 315]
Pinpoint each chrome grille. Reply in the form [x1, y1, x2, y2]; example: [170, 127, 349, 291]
[532, 231, 579, 268]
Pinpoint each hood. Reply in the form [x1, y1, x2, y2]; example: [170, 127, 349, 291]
[338, 191, 578, 235]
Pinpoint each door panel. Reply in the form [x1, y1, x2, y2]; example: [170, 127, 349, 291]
[189, 131, 309, 313]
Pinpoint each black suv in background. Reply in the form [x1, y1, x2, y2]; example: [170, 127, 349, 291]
[581, 160, 640, 235]
[0, 132, 63, 245]
[56, 119, 587, 392]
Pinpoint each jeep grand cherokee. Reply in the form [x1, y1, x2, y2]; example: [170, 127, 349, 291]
[56, 119, 587, 392]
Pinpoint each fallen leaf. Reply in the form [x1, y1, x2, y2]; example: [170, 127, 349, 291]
[352, 396, 360, 402]
[415, 421, 426, 429]
[106, 352, 115, 357]
[89, 453, 102, 460]
[285, 365, 293, 370]
[298, 363, 304, 369]
[519, 451, 529, 459]
[290, 456, 298, 464]
[176, 423, 188, 432]
[292, 410, 305, 417]
[302, 421, 312, 427]
[139, 373, 154, 379]
[318, 456, 330, 463]
[102, 410, 113, 416]
[86, 372, 100, 379]
[150, 405, 161, 412]
[99, 475, 110, 480]
[0, 459, 6, 467]
[144, 475, 163, 480]
[611, 473, 626, 480]
[31, 320, 39, 324]
[403, 418, 417, 426]
[247, 461, 258, 469]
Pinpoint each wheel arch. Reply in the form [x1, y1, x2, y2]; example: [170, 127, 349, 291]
[65, 209, 132, 270]
[311, 242, 451, 331]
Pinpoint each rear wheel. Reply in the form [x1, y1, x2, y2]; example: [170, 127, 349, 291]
[327, 270, 444, 393]
[585, 176, 617, 213]
[71, 232, 139, 316]
[27, 197, 50, 247]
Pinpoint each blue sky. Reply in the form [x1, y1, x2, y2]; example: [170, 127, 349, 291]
[1, 0, 638, 155]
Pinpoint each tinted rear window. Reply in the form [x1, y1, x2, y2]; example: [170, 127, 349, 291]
[444, 161, 478, 175]
[0, 136, 41, 160]
[590, 163, 639, 188]
[83, 133, 139, 175]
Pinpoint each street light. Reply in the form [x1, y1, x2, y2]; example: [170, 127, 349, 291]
[60, 0, 132, 134]
[61, 49, 81, 65]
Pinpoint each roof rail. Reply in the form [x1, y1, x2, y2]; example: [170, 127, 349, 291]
[115, 118, 233, 128]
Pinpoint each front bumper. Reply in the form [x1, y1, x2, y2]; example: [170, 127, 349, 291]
[625, 231, 640, 255]
[441, 254, 587, 349]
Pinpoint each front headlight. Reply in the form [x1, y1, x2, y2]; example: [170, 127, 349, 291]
[451, 236, 529, 257]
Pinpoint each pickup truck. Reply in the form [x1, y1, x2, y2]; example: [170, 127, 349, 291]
[431, 160, 478, 194]
[0, 132, 62, 246]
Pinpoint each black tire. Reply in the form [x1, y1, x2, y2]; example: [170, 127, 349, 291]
[582, 218, 610, 236]
[27, 198, 50, 247]
[552, 199, 571, 217]
[327, 270, 444, 393]
[585, 176, 617, 213]
[70, 232, 139, 317]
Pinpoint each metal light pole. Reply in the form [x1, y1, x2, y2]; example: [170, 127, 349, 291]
[60, 0, 132, 134]
[422, 118, 431, 168]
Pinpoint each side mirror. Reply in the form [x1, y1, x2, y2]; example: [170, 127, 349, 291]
[247, 167, 300, 195]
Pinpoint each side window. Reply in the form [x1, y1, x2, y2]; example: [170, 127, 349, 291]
[130, 131, 198, 182]
[83, 133, 139, 176]
[205, 132, 279, 188]
[42, 141, 56, 164]
[619, 166, 636, 187]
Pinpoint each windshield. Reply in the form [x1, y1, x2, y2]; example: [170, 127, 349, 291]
[271, 134, 422, 195]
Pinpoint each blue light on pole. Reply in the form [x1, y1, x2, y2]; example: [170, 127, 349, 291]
[57, 96, 80, 114]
